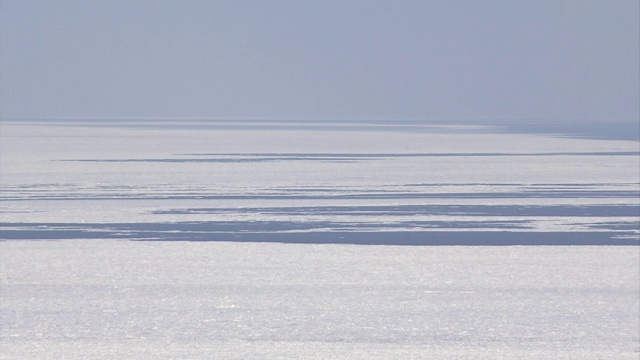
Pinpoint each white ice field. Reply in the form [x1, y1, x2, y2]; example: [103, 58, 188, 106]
[1, 119, 639, 358]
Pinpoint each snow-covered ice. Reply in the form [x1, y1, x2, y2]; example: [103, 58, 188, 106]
[0, 119, 639, 358]
[1, 120, 638, 244]
[1, 241, 638, 359]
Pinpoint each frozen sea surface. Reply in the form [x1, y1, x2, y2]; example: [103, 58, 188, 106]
[1, 240, 639, 359]
[0, 119, 639, 244]
[0, 119, 639, 358]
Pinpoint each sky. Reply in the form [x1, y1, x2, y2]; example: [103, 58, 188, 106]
[1, 0, 638, 122]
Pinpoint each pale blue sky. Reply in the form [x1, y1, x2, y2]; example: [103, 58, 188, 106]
[1, 0, 638, 122]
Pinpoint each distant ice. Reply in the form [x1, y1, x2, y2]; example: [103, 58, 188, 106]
[1, 120, 638, 243]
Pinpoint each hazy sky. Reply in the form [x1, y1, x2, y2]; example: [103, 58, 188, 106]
[1, 0, 638, 122]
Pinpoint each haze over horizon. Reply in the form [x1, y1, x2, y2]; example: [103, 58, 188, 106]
[1, 0, 639, 123]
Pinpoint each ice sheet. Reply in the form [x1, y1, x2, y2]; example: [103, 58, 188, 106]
[1, 241, 639, 359]
[1, 120, 638, 243]
[1, 119, 639, 358]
